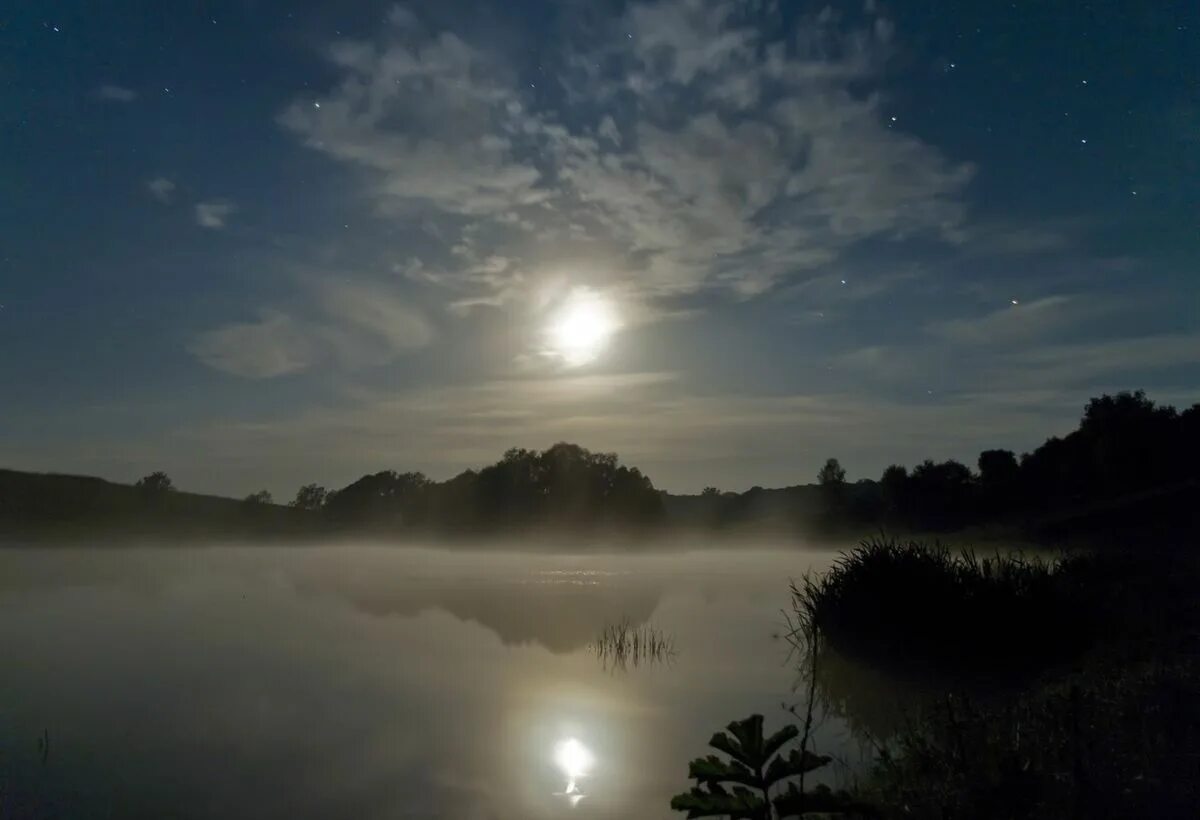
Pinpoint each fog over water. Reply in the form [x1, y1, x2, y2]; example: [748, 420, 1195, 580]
[0, 543, 855, 819]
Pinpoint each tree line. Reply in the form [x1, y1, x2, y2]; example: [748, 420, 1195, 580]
[264, 442, 664, 535]
[814, 390, 1199, 534]
[117, 390, 1197, 541]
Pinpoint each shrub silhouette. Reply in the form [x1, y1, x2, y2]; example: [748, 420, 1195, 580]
[792, 537, 1095, 682]
[670, 714, 868, 818]
[135, 471, 174, 494]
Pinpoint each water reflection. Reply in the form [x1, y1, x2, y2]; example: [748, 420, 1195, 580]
[0, 544, 845, 818]
[553, 737, 594, 806]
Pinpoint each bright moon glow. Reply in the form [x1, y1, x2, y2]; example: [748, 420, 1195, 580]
[554, 737, 594, 779]
[547, 290, 617, 366]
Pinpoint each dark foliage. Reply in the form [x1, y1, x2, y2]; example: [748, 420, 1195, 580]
[304, 443, 664, 536]
[864, 665, 1200, 820]
[790, 536, 1200, 819]
[135, 471, 174, 495]
[3, 391, 1195, 543]
[833, 391, 1200, 537]
[793, 537, 1100, 682]
[242, 490, 273, 506]
[670, 714, 869, 819]
[818, 458, 848, 517]
[289, 483, 328, 511]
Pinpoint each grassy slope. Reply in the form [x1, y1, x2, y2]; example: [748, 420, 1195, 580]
[0, 468, 314, 543]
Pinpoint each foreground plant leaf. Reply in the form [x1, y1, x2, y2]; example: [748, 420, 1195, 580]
[671, 714, 870, 818]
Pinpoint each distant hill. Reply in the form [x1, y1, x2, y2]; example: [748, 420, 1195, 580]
[0, 468, 313, 543]
[0, 461, 826, 544]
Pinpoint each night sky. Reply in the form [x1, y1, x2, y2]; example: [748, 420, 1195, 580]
[2, 1, 1197, 497]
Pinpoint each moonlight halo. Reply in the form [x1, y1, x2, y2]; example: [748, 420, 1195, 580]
[546, 288, 619, 367]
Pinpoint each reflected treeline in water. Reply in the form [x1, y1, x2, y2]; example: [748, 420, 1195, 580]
[589, 618, 676, 671]
[0, 547, 815, 819]
[287, 554, 665, 653]
[777, 537, 1200, 819]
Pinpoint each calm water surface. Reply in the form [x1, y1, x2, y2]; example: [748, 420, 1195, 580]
[0, 544, 854, 819]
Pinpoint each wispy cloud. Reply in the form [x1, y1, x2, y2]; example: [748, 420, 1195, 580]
[195, 200, 236, 229]
[1000, 332, 1200, 387]
[838, 325, 1200, 396]
[926, 295, 1113, 345]
[277, 0, 975, 325]
[147, 177, 176, 203]
[188, 310, 316, 379]
[95, 84, 137, 103]
[189, 279, 434, 379]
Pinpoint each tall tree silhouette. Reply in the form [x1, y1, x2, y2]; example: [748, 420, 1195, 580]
[135, 471, 174, 495]
[817, 458, 847, 516]
[290, 484, 328, 511]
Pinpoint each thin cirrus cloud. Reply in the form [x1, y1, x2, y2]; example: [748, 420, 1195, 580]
[187, 310, 317, 379]
[194, 200, 237, 229]
[147, 177, 176, 203]
[275, 0, 976, 321]
[189, 280, 434, 379]
[95, 84, 137, 102]
[925, 295, 1114, 346]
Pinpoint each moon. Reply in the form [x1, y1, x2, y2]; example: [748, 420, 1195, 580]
[546, 289, 618, 366]
[553, 737, 594, 780]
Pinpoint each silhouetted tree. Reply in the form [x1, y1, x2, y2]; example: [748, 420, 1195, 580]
[325, 471, 431, 528]
[978, 449, 1020, 514]
[817, 458, 847, 517]
[243, 490, 273, 506]
[1019, 390, 1182, 510]
[908, 459, 975, 530]
[1079, 390, 1178, 495]
[290, 484, 328, 511]
[817, 458, 846, 486]
[701, 486, 721, 497]
[135, 471, 174, 494]
[846, 478, 884, 523]
[1181, 403, 1200, 481]
[469, 443, 662, 530]
[880, 464, 909, 521]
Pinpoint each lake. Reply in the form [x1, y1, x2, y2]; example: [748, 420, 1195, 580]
[0, 544, 856, 819]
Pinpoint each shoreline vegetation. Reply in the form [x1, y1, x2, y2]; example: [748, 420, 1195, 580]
[1, 390, 1197, 548]
[673, 536, 1199, 818]
[589, 618, 677, 670]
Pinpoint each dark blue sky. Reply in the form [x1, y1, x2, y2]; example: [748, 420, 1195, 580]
[2, 0, 1197, 496]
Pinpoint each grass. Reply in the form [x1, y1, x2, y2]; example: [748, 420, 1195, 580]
[789, 536, 1105, 684]
[781, 535, 1200, 819]
[590, 618, 676, 670]
[864, 659, 1200, 819]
